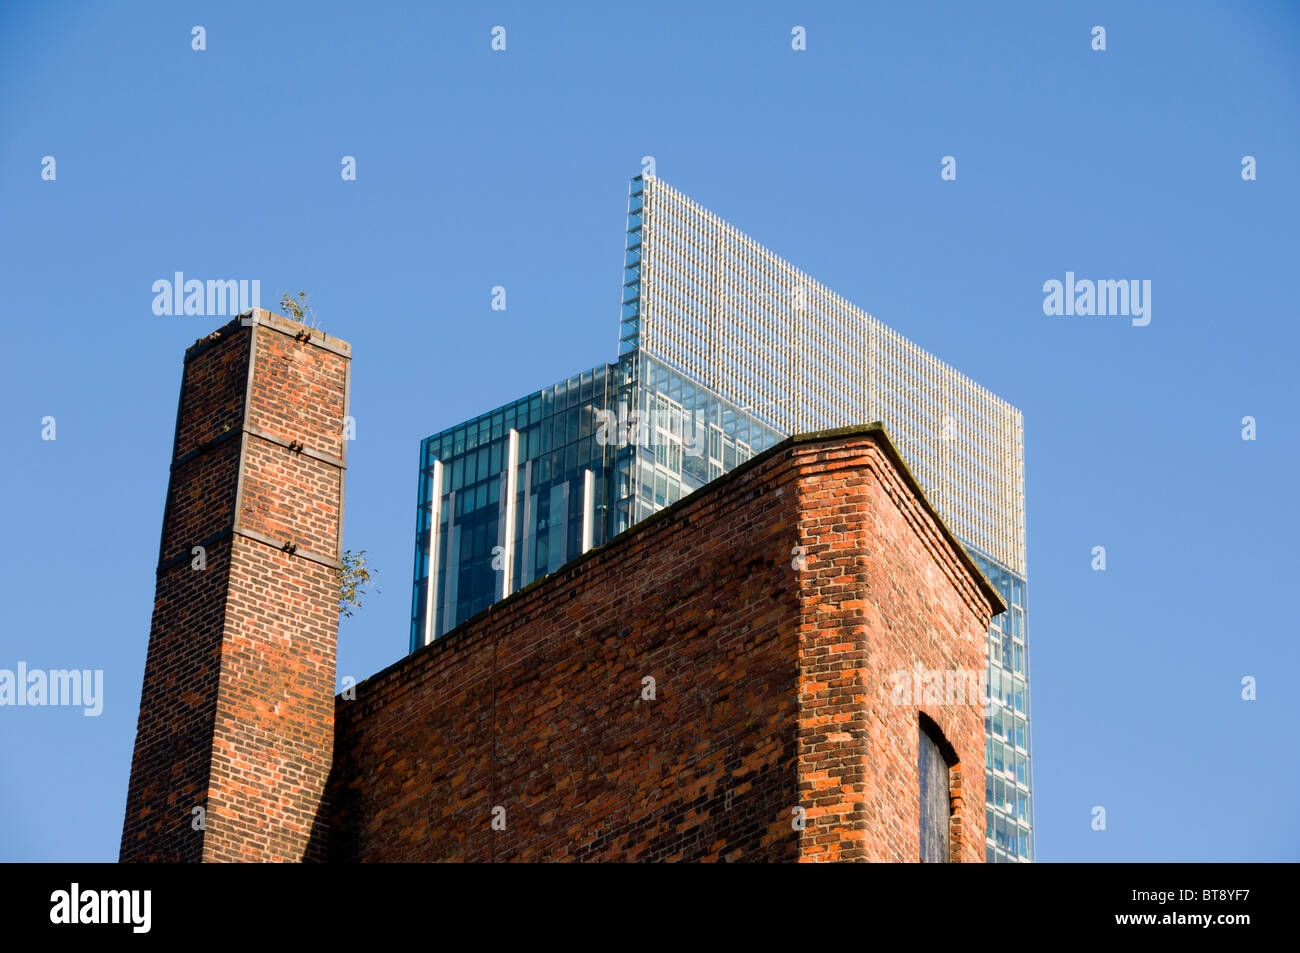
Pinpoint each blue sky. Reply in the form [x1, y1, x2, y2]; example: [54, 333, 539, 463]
[1, 1, 1296, 862]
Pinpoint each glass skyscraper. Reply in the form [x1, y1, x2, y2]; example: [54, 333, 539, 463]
[410, 175, 1034, 862]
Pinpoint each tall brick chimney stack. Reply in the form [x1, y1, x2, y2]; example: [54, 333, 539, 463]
[121, 309, 350, 862]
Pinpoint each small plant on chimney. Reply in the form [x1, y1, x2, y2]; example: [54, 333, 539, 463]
[279, 290, 321, 330]
[339, 549, 378, 618]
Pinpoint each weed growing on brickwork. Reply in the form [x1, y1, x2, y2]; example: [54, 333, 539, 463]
[279, 290, 320, 330]
[340, 549, 378, 618]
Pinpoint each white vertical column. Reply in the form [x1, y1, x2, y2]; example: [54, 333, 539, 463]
[422, 459, 443, 647]
[501, 428, 519, 599]
[581, 468, 595, 553]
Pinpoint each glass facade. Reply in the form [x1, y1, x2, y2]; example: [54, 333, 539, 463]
[410, 355, 781, 650]
[611, 352, 783, 534]
[969, 550, 1034, 863]
[409, 366, 616, 650]
[410, 174, 1035, 861]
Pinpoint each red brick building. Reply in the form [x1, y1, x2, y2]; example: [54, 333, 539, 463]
[121, 312, 1002, 863]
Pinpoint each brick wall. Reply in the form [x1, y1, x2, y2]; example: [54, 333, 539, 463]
[121, 310, 349, 862]
[794, 435, 994, 862]
[325, 426, 999, 862]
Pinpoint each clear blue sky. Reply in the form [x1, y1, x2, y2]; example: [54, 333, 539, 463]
[1, 1, 1296, 862]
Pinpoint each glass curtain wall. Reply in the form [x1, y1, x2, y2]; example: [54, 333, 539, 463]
[409, 366, 614, 650]
[969, 549, 1034, 862]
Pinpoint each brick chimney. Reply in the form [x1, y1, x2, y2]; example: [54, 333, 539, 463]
[121, 309, 350, 862]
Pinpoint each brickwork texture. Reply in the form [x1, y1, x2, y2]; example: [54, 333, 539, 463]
[326, 429, 998, 862]
[121, 311, 349, 862]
